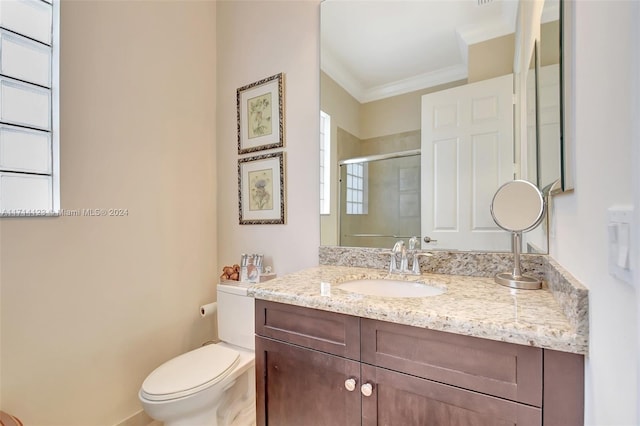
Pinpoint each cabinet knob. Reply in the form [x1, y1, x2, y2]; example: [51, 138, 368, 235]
[361, 383, 373, 397]
[344, 378, 357, 392]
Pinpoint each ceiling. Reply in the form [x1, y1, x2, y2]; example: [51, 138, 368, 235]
[320, 0, 521, 103]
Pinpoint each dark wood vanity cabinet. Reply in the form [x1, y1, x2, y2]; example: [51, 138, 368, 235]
[255, 336, 361, 425]
[255, 300, 584, 426]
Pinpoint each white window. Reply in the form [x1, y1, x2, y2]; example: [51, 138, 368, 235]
[345, 162, 367, 215]
[319, 111, 331, 215]
[0, 0, 59, 216]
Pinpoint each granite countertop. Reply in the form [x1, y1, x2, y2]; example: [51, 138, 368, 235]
[247, 265, 588, 355]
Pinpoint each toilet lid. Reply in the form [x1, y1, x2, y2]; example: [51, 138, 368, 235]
[140, 344, 240, 401]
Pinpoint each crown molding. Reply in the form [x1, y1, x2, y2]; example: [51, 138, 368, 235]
[357, 65, 468, 103]
[321, 56, 468, 104]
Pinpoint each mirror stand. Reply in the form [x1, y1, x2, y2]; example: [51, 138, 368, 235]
[490, 180, 545, 290]
[495, 231, 542, 290]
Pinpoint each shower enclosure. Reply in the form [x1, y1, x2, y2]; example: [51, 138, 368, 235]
[338, 150, 420, 248]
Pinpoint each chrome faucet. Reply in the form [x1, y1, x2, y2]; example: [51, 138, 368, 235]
[390, 237, 432, 275]
[390, 240, 407, 273]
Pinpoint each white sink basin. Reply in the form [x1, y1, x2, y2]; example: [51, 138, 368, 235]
[337, 279, 445, 298]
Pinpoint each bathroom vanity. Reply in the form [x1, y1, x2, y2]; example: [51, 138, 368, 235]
[249, 263, 587, 426]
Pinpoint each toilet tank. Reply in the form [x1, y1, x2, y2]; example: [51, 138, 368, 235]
[217, 282, 255, 350]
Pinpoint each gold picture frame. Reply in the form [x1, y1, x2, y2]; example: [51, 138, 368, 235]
[238, 151, 285, 225]
[237, 73, 284, 154]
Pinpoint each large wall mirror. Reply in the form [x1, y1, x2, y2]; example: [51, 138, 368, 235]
[320, 0, 569, 253]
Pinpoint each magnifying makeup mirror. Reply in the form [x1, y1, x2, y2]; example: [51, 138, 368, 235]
[491, 180, 546, 290]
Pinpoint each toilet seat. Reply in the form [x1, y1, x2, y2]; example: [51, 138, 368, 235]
[140, 344, 240, 402]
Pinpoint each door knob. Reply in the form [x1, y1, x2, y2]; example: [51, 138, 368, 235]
[361, 382, 373, 397]
[344, 378, 357, 392]
[423, 236, 438, 243]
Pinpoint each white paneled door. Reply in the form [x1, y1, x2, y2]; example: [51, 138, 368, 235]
[421, 74, 514, 251]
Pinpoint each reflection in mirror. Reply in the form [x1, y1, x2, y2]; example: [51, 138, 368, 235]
[320, 0, 563, 253]
[537, 12, 562, 190]
[338, 150, 420, 248]
[491, 180, 545, 289]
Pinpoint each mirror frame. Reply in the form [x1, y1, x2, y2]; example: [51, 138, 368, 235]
[558, 0, 574, 193]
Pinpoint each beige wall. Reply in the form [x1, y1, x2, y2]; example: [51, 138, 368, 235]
[0, 1, 217, 424]
[216, 1, 320, 275]
[468, 34, 515, 83]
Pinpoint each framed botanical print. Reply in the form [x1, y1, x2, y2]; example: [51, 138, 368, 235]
[237, 73, 284, 154]
[238, 151, 285, 225]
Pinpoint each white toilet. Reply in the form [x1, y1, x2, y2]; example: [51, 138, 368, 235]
[139, 283, 256, 426]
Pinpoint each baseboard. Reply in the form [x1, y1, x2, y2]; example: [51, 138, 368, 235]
[114, 410, 156, 426]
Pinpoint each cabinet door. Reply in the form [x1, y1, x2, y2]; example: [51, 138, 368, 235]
[361, 364, 541, 426]
[256, 336, 361, 426]
[361, 318, 542, 406]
